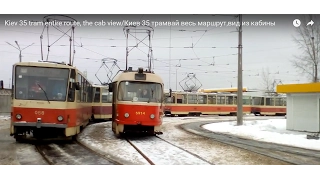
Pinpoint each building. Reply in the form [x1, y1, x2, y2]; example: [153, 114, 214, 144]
[277, 83, 320, 132]
[0, 88, 12, 116]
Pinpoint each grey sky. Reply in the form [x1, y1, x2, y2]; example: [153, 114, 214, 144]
[0, 14, 314, 90]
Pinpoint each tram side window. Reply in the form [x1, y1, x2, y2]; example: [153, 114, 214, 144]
[226, 96, 233, 105]
[260, 97, 265, 105]
[282, 98, 286, 106]
[242, 96, 251, 105]
[68, 69, 76, 102]
[101, 88, 112, 103]
[84, 79, 88, 102]
[265, 98, 272, 106]
[252, 97, 261, 105]
[77, 74, 82, 102]
[94, 87, 100, 102]
[187, 94, 197, 104]
[217, 96, 225, 104]
[208, 95, 216, 104]
[177, 94, 186, 104]
[233, 96, 237, 105]
[270, 98, 274, 106]
[198, 95, 207, 104]
[274, 98, 281, 106]
[165, 97, 172, 103]
[105, 92, 112, 103]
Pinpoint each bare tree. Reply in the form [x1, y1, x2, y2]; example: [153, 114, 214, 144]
[261, 67, 275, 96]
[292, 15, 320, 82]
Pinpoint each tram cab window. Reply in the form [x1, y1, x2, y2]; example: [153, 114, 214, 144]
[14, 66, 69, 102]
[118, 81, 163, 103]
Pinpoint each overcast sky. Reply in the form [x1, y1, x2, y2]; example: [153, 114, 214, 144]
[0, 14, 315, 90]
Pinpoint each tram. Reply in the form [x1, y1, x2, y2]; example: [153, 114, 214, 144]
[91, 84, 112, 121]
[108, 67, 167, 135]
[10, 61, 93, 141]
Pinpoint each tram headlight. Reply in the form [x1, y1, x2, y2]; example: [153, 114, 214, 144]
[16, 114, 22, 120]
[57, 116, 63, 121]
[124, 113, 129, 118]
[150, 114, 155, 119]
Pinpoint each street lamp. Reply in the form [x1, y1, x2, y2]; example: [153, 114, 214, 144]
[6, 41, 34, 62]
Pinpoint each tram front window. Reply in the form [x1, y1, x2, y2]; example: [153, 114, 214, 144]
[118, 81, 163, 103]
[14, 66, 69, 101]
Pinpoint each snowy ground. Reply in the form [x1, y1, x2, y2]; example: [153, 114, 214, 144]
[78, 115, 291, 165]
[203, 118, 320, 151]
[3, 114, 319, 165]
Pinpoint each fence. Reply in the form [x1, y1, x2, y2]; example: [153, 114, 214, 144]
[0, 89, 11, 116]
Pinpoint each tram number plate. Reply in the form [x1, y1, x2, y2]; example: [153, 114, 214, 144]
[136, 112, 145, 115]
[35, 111, 45, 115]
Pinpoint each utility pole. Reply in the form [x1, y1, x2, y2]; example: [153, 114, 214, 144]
[237, 14, 243, 126]
[176, 68, 178, 90]
[6, 41, 34, 62]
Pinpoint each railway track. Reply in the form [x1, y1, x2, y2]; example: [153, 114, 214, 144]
[180, 120, 320, 165]
[124, 135, 213, 165]
[34, 140, 118, 165]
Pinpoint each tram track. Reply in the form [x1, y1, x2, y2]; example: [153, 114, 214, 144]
[124, 135, 213, 165]
[180, 120, 320, 165]
[34, 140, 117, 165]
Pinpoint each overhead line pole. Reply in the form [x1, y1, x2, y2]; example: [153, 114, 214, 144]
[237, 14, 243, 126]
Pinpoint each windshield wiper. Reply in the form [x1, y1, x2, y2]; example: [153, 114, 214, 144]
[147, 89, 154, 103]
[37, 83, 50, 104]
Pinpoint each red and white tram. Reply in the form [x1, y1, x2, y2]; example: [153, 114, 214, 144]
[10, 61, 93, 141]
[108, 67, 166, 135]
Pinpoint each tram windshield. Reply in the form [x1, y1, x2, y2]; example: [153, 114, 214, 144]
[14, 66, 69, 101]
[118, 81, 163, 103]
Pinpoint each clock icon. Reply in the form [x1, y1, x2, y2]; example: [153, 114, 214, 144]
[293, 19, 301, 27]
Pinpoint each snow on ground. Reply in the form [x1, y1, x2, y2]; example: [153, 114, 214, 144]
[160, 116, 290, 165]
[202, 119, 320, 151]
[78, 115, 294, 165]
[77, 122, 150, 165]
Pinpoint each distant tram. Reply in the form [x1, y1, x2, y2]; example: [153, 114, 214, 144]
[164, 91, 252, 116]
[251, 96, 286, 116]
[108, 67, 167, 135]
[10, 61, 93, 141]
[91, 84, 112, 121]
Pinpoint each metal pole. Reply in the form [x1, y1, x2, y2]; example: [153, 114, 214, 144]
[19, 51, 22, 62]
[169, 15, 172, 89]
[176, 68, 177, 90]
[237, 14, 243, 126]
[6, 41, 34, 63]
